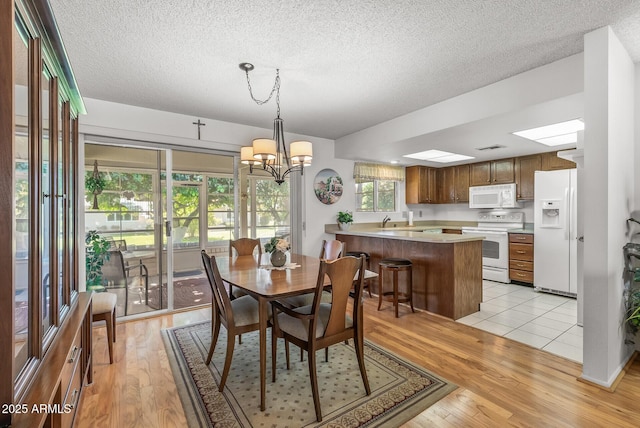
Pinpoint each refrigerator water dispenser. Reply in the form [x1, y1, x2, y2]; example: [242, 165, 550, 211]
[540, 200, 561, 228]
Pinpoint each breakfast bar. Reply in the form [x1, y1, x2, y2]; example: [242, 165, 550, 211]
[327, 225, 485, 320]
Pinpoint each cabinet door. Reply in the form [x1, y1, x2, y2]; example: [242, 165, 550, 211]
[515, 155, 541, 200]
[437, 167, 454, 204]
[491, 158, 515, 184]
[422, 167, 437, 203]
[469, 162, 491, 186]
[541, 151, 576, 171]
[454, 164, 470, 202]
[405, 166, 421, 204]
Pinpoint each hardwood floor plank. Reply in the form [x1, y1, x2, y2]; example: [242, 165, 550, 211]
[75, 302, 640, 427]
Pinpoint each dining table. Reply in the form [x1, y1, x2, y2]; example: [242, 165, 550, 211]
[214, 252, 377, 411]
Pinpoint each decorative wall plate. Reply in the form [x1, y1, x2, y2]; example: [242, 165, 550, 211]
[313, 169, 343, 205]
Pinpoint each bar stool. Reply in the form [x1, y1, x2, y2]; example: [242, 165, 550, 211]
[92, 292, 117, 364]
[377, 258, 415, 317]
[345, 251, 372, 297]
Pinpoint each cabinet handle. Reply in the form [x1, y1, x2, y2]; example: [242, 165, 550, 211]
[517, 273, 526, 277]
[69, 346, 79, 363]
[67, 389, 79, 409]
[516, 250, 526, 254]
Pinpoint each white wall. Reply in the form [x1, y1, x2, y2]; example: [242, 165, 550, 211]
[582, 26, 635, 387]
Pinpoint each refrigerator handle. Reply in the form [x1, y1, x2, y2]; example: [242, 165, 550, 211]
[564, 188, 570, 240]
[570, 187, 576, 240]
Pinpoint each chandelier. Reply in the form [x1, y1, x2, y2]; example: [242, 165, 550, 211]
[239, 63, 312, 185]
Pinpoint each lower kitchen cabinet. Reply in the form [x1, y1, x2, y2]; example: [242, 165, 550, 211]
[509, 233, 533, 283]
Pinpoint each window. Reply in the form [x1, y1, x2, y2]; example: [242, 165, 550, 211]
[356, 180, 396, 212]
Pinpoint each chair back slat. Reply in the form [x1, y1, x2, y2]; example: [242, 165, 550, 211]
[201, 250, 233, 324]
[230, 238, 262, 257]
[319, 239, 345, 261]
[312, 255, 363, 338]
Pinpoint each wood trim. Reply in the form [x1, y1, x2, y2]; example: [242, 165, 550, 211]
[0, 2, 16, 425]
[62, 101, 71, 305]
[50, 76, 59, 325]
[72, 118, 79, 293]
[29, 36, 43, 360]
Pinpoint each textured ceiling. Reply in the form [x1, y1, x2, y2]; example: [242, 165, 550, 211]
[49, 0, 640, 142]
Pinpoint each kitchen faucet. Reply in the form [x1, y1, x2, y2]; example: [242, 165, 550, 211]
[382, 215, 391, 228]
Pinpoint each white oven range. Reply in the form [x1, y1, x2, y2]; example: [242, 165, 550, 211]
[461, 211, 524, 283]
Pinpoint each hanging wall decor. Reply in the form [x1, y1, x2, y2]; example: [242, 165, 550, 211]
[313, 168, 343, 205]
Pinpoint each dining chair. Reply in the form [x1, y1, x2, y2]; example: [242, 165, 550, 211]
[228, 238, 262, 299]
[319, 239, 345, 260]
[200, 250, 272, 392]
[270, 255, 370, 422]
[100, 250, 149, 316]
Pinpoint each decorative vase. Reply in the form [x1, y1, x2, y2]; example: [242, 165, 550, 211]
[270, 250, 287, 267]
[338, 222, 351, 231]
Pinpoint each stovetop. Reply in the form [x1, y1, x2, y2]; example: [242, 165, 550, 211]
[462, 211, 524, 232]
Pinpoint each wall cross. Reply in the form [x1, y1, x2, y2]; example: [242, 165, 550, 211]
[192, 119, 206, 140]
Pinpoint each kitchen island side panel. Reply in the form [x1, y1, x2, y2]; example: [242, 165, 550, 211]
[337, 234, 482, 319]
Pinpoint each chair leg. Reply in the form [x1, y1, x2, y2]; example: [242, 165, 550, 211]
[218, 333, 236, 392]
[238, 334, 242, 344]
[325, 347, 329, 363]
[104, 314, 114, 364]
[206, 317, 221, 365]
[111, 307, 117, 343]
[393, 270, 399, 318]
[271, 333, 278, 382]
[353, 333, 371, 395]
[300, 347, 304, 362]
[377, 267, 383, 311]
[409, 267, 415, 313]
[285, 339, 290, 370]
[307, 347, 322, 422]
[124, 285, 128, 316]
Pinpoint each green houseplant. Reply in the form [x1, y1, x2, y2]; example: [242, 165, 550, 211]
[337, 211, 353, 231]
[85, 230, 111, 289]
[85, 174, 106, 210]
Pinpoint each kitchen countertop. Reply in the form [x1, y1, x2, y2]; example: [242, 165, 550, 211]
[326, 224, 485, 243]
[507, 224, 535, 234]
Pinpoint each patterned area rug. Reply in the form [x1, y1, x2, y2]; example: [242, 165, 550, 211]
[162, 321, 456, 427]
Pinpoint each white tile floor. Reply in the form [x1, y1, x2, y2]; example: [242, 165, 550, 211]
[457, 280, 583, 363]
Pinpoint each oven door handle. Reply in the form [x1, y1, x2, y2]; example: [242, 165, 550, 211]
[462, 230, 507, 236]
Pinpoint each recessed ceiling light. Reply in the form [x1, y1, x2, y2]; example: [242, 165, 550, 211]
[403, 149, 474, 163]
[390, 160, 399, 164]
[512, 119, 584, 146]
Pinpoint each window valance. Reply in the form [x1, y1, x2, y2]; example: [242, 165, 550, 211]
[353, 162, 405, 183]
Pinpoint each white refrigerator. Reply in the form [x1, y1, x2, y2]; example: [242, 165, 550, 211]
[534, 169, 578, 297]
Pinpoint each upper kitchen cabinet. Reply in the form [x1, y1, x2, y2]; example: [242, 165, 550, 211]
[437, 164, 469, 204]
[406, 165, 436, 204]
[515, 154, 542, 200]
[541, 151, 576, 171]
[469, 158, 515, 186]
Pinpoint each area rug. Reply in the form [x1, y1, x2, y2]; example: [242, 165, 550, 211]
[162, 321, 456, 427]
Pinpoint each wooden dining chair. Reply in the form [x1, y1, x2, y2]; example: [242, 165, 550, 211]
[270, 255, 370, 422]
[319, 239, 345, 260]
[200, 250, 271, 392]
[228, 238, 262, 299]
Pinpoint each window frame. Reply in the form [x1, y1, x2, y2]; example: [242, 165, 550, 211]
[355, 179, 397, 213]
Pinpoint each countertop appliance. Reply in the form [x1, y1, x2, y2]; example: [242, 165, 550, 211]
[534, 169, 577, 297]
[461, 211, 524, 283]
[469, 183, 520, 209]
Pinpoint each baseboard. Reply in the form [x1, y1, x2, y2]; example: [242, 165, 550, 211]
[577, 351, 638, 392]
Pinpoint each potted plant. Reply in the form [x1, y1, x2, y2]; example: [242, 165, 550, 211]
[85, 230, 111, 290]
[337, 211, 353, 231]
[85, 174, 106, 210]
[264, 236, 290, 267]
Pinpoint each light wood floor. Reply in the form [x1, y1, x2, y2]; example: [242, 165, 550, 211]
[75, 299, 640, 427]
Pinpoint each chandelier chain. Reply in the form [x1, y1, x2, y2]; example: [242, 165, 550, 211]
[244, 68, 281, 113]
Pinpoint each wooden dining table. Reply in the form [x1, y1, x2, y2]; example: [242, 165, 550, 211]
[215, 252, 376, 411]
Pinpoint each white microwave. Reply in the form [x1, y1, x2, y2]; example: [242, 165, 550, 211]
[469, 183, 520, 209]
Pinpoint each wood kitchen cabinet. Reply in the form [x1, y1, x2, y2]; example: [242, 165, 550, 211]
[509, 233, 534, 284]
[437, 165, 469, 204]
[515, 154, 542, 200]
[541, 151, 576, 171]
[469, 158, 514, 186]
[454, 164, 470, 202]
[406, 165, 436, 204]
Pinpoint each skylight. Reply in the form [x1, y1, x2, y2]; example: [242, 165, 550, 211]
[512, 119, 584, 146]
[403, 149, 474, 163]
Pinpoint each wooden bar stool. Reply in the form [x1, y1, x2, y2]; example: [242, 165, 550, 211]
[377, 258, 415, 317]
[92, 292, 117, 364]
[345, 251, 372, 297]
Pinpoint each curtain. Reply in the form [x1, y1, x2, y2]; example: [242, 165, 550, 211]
[353, 162, 405, 183]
